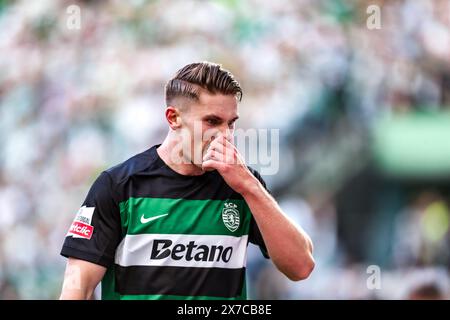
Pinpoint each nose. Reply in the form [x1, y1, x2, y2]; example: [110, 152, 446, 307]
[207, 126, 233, 144]
[217, 127, 233, 142]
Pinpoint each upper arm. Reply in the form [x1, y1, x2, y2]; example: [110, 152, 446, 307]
[60, 171, 123, 298]
[60, 257, 107, 300]
[60, 171, 123, 267]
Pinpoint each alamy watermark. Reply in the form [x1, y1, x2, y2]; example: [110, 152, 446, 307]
[168, 121, 280, 176]
[366, 265, 382, 290]
[66, 5, 81, 30]
[366, 5, 381, 30]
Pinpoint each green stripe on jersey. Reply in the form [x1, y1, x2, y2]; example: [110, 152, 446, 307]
[119, 198, 251, 237]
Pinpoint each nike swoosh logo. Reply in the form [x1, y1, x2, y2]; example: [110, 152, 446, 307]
[140, 213, 169, 224]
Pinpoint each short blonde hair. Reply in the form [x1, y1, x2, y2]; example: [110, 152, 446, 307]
[165, 61, 242, 106]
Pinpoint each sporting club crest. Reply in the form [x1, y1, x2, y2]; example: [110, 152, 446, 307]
[222, 202, 240, 232]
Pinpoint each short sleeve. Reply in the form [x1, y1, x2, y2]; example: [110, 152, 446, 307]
[60, 171, 122, 268]
[248, 168, 270, 259]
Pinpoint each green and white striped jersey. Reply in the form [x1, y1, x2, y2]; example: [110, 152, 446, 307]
[61, 145, 269, 300]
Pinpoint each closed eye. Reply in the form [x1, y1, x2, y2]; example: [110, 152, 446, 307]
[204, 116, 223, 126]
[203, 115, 239, 127]
[206, 118, 221, 126]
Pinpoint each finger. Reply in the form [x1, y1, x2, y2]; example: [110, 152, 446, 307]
[208, 139, 226, 154]
[203, 149, 214, 162]
[224, 131, 234, 143]
[211, 135, 237, 153]
[209, 140, 233, 163]
[210, 137, 235, 159]
[222, 139, 243, 164]
[219, 139, 237, 163]
[203, 148, 223, 162]
[209, 135, 226, 148]
[222, 137, 236, 149]
[202, 159, 224, 172]
[207, 143, 237, 164]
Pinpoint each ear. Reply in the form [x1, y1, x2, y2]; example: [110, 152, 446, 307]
[165, 106, 181, 130]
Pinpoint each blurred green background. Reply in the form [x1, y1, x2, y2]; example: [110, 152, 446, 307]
[0, 0, 449, 299]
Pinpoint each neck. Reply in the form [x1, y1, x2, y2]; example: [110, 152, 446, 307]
[157, 131, 205, 176]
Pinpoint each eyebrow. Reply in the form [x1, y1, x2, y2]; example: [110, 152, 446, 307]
[202, 114, 239, 122]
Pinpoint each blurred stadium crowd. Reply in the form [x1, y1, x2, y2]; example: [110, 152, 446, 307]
[0, 0, 449, 299]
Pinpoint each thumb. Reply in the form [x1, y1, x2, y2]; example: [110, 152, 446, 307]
[202, 159, 223, 172]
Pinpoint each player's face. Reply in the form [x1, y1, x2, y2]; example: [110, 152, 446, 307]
[179, 92, 238, 167]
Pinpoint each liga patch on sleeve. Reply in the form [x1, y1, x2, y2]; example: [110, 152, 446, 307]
[67, 206, 95, 239]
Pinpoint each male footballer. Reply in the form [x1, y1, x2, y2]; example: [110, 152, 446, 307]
[60, 61, 314, 300]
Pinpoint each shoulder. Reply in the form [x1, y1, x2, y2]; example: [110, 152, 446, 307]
[104, 146, 159, 185]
